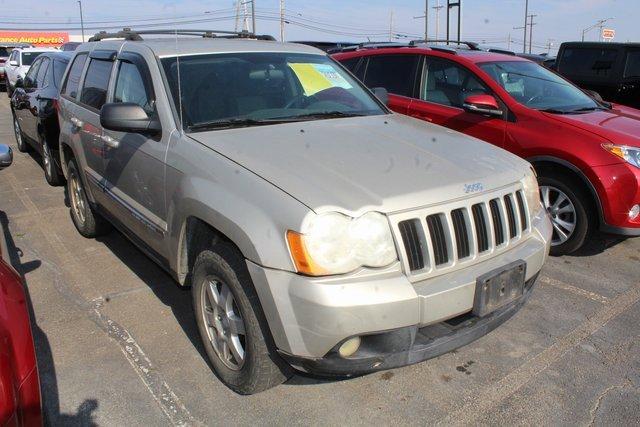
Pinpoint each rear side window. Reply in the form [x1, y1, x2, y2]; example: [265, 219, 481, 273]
[80, 59, 113, 110]
[363, 54, 420, 97]
[559, 47, 619, 79]
[53, 59, 69, 88]
[624, 50, 640, 79]
[114, 60, 155, 115]
[62, 53, 88, 99]
[36, 57, 50, 87]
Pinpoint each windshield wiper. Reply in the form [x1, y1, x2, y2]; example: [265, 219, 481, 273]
[569, 106, 607, 113]
[188, 118, 280, 131]
[538, 108, 572, 114]
[273, 111, 365, 122]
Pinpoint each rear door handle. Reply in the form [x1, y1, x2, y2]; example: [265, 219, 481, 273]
[100, 134, 120, 149]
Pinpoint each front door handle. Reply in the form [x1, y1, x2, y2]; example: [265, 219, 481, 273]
[70, 117, 84, 129]
[101, 134, 120, 149]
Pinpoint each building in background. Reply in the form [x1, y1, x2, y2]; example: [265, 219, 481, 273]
[0, 31, 69, 47]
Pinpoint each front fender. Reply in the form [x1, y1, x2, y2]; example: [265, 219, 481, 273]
[165, 139, 312, 275]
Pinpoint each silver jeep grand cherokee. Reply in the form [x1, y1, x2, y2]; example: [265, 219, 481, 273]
[57, 29, 552, 394]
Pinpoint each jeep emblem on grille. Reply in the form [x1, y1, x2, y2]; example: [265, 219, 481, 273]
[464, 183, 484, 193]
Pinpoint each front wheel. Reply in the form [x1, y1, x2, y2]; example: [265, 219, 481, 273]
[67, 158, 111, 238]
[538, 174, 592, 256]
[192, 242, 291, 394]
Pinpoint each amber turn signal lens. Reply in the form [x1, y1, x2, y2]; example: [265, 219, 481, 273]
[286, 230, 328, 276]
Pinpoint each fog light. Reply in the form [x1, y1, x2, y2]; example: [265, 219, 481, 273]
[630, 205, 640, 220]
[338, 337, 361, 358]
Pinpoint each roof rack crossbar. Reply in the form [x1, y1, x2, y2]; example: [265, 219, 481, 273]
[409, 39, 481, 50]
[88, 28, 275, 42]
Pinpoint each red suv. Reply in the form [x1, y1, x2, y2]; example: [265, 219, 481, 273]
[333, 43, 640, 255]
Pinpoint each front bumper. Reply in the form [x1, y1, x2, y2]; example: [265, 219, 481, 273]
[591, 163, 640, 235]
[279, 274, 538, 376]
[247, 211, 551, 371]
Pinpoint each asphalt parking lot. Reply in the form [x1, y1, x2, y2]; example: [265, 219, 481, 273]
[0, 98, 639, 426]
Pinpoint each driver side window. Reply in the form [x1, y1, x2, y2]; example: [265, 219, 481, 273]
[421, 58, 490, 108]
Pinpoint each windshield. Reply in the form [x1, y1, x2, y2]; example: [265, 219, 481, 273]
[21, 52, 44, 66]
[161, 52, 385, 131]
[479, 61, 601, 113]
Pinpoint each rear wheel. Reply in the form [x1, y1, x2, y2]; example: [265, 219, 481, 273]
[42, 138, 63, 186]
[192, 242, 291, 394]
[67, 158, 111, 238]
[538, 173, 592, 256]
[13, 116, 29, 152]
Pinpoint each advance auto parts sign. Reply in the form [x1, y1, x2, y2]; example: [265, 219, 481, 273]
[0, 31, 69, 47]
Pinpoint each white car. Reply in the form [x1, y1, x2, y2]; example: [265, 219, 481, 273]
[5, 47, 56, 96]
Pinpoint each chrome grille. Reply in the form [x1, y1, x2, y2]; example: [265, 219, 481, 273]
[392, 187, 530, 281]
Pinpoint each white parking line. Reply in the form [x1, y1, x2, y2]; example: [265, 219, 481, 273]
[538, 275, 610, 304]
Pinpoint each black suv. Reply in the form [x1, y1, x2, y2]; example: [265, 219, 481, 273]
[11, 51, 73, 185]
[555, 42, 640, 108]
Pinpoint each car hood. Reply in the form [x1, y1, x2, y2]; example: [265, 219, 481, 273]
[543, 105, 640, 147]
[190, 114, 529, 214]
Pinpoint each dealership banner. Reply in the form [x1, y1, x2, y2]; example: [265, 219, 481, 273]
[0, 31, 69, 47]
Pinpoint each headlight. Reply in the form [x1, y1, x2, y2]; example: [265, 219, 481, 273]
[522, 167, 543, 216]
[287, 212, 398, 276]
[602, 144, 640, 168]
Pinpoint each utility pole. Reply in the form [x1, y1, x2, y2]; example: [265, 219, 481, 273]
[389, 10, 394, 42]
[413, 1, 429, 41]
[77, 0, 85, 42]
[251, 0, 256, 33]
[234, 0, 242, 32]
[507, 33, 512, 50]
[279, 0, 285, 41]
[546, 38, 555, 54]
[433, 0, 444, 41]
[528, 14, 537, 54]
[523, 0, 529, 54]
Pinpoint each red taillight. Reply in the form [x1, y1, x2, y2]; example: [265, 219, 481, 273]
[0, 59, 6, 64]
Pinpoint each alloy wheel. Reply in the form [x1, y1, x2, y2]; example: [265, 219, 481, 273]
[201, 276, 247, 370]
[43, 142, 53, 178]
[540, 185, 577, 246]
[69, 173, 87, 225]
[13, 118, 23, 149]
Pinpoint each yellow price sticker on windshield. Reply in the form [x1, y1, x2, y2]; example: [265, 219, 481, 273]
[289, 63, 352, 96]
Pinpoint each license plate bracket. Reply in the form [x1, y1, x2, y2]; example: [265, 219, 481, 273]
[473, 260, 526, 318]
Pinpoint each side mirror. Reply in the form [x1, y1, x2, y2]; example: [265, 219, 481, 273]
[100, 103, 161, 135]
[0, 144, 13, 170]
[9, 60, 18, 67]
[14, 77, 23, 89]
[23, 76, 35, 89]
[463, 94, 503, 117]
[372, 87, 389, 106]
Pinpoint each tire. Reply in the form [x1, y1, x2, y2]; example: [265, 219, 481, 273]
[192, 242, 291, 394]
[42, 138, 63, 186]
[66, 158, 111, 238]
[538, 173, 592, 256]
[13, 115, 29, 153]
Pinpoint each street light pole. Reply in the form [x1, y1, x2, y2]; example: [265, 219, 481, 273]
[78, 0, 85, 42]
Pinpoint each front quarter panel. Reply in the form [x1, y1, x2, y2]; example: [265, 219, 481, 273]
[165, 133, 312, 273]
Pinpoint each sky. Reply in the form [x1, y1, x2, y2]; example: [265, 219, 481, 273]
[0, 0, 636, 54]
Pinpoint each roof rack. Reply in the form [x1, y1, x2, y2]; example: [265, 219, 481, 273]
[486, 48, 516, 56]
[409, 39, 481, 50]
[332, 41, 411, 53]
[88, 28, 276, 42]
